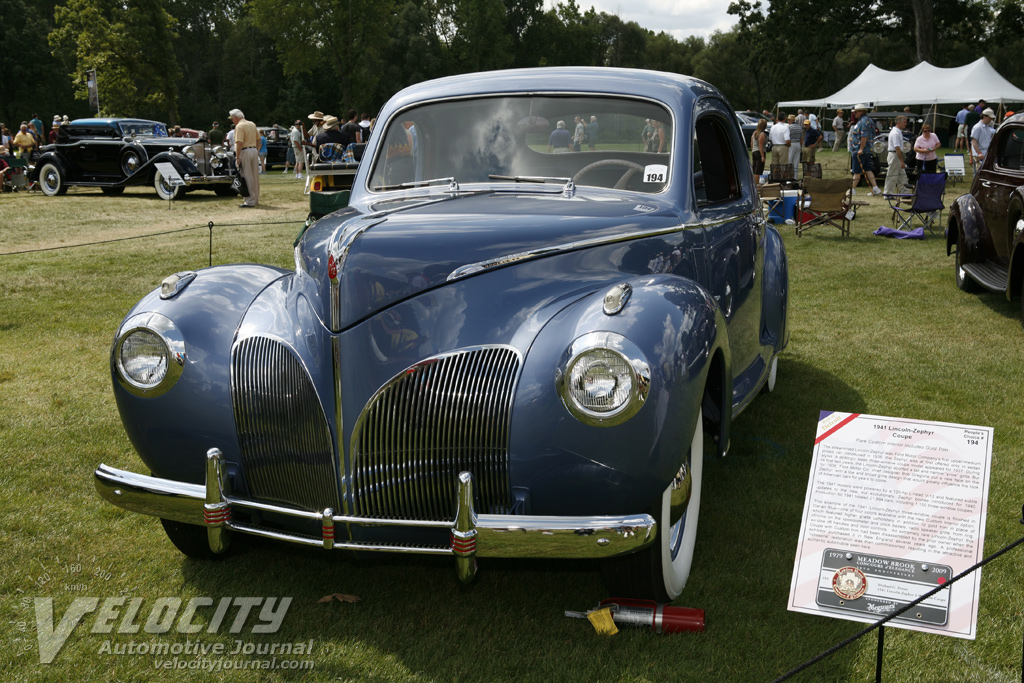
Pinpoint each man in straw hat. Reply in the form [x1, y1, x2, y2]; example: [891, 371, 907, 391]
[307, 110, 325, 143]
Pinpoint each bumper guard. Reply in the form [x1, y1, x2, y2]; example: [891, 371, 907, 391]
[94, 449, 657, 583]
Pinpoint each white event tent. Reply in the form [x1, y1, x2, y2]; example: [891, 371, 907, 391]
[778, 57, 1024, 111]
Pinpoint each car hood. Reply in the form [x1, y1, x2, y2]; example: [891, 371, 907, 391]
[321, 191, 685, 329]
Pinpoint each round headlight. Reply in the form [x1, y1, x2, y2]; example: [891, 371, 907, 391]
[185, 146, 197, 160]
[558, 332, 649, 426]
[119, 330, 168, 387]
[211, 156, 222, 169]
[113, 312, 185, 397]
[567, 349, 633, 412]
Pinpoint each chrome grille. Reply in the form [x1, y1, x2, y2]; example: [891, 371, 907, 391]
[351, 346, 519, 521]
[232, 336, 339, 512]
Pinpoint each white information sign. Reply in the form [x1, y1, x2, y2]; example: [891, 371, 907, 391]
[787, 412, 992, 639]
[154, 162, 185, 187]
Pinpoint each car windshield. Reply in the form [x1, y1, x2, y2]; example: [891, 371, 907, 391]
[368, 95, 672, 195]
[119, 122, 168, 137]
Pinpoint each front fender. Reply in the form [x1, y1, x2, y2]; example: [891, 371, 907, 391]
[131, 151, 201, 185]
[111, 264, 290, 485]
[509, 274, 730, 516]
[761, 222, 789, 351]
[947, 193, 985, 262]
[28, 151, 72, 182]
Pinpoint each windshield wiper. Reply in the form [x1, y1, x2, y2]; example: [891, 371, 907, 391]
[488, 174, 575, 197]
[374, 177, 458, 192]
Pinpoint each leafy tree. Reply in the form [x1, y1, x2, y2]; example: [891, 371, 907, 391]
[248, 0, 396, 111]
[50, 0, 180, 122]
[0, 0, 79, 126]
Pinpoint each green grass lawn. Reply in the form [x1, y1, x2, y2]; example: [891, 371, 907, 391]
[2, 158, 1023, 682]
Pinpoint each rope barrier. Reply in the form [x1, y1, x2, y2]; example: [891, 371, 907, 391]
[772, 529, 1024, 682]
[0, 219, 303, 257]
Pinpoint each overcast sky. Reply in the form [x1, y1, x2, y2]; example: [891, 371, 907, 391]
[561, 0, 738, 40]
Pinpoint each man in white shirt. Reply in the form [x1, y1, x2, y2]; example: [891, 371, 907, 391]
[971, 108, 996, 165]
[883, 116, 909, 195]
[769, 114, 791, 168]
[831, 110, 846, 151]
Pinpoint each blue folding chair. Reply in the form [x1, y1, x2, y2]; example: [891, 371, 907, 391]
[886, 172, 946, 235]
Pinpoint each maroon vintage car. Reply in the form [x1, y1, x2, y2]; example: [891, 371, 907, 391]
[948, 113, 1024, 323]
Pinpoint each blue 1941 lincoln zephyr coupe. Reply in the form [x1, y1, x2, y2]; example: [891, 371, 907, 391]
[95, 67, 789, 602]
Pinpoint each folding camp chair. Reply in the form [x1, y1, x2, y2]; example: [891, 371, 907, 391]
[801, 163, 822, 182]
[770, 163, 795, 187]
[760, 182, 783, 222]
[941, 154, 966, 184]
[885, 172, 946, 235]
[796, 177, 852, 237]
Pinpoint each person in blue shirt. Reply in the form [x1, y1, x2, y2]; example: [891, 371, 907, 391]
[258, 131, 268, 173]
[547, 120, 572, 153]
[954, 104, 971, 152]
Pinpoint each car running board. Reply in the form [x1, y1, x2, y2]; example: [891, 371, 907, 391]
[962, 261, 1008, 293]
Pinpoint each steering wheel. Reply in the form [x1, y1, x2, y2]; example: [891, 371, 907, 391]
[573, 159, 646, 189]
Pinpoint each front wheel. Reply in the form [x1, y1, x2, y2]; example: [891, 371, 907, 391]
[38, 162, 67, 196]
[602, 410, 703, 602]
[160, 518, 227, 560]
[153, 169, 181, 200]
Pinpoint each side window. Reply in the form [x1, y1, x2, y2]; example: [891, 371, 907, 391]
[693, 116, 740, 205]
[997, 129, 1024, 170]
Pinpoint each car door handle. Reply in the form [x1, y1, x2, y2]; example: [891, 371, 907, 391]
[981, 181, 993, 188]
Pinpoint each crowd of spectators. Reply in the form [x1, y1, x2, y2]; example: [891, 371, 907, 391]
[750, 98, 1001, 193]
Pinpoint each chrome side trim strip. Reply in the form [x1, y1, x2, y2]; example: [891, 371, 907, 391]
[446, 222, 692, 281]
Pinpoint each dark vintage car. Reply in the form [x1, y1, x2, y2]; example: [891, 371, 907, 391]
[948, 113, 1024, 322]
[31, 118, 236, 199]
[259, 125, 291, 168]
[94, 67, 789, 601]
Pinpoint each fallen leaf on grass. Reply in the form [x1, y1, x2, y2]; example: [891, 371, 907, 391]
[318, 593, 362, 604]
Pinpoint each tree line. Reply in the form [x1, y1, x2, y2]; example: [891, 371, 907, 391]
[2, 0, 1023, 131]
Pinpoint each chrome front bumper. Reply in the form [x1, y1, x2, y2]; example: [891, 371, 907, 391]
[94, 449, 656, 583]
[182, 174, 234, 185]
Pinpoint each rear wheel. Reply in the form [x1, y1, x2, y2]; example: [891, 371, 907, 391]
[602, 410, 703, 602]
[38, 162, 67, 196]
[153, 169, 181, 200]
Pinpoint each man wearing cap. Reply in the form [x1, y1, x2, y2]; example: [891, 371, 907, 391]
[971, 108, 996, 165]
[849, 104, 882, 195]
[230, 108, 260, 207]
[802, 119, 822, 167]
[208, 121, 225, 146]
